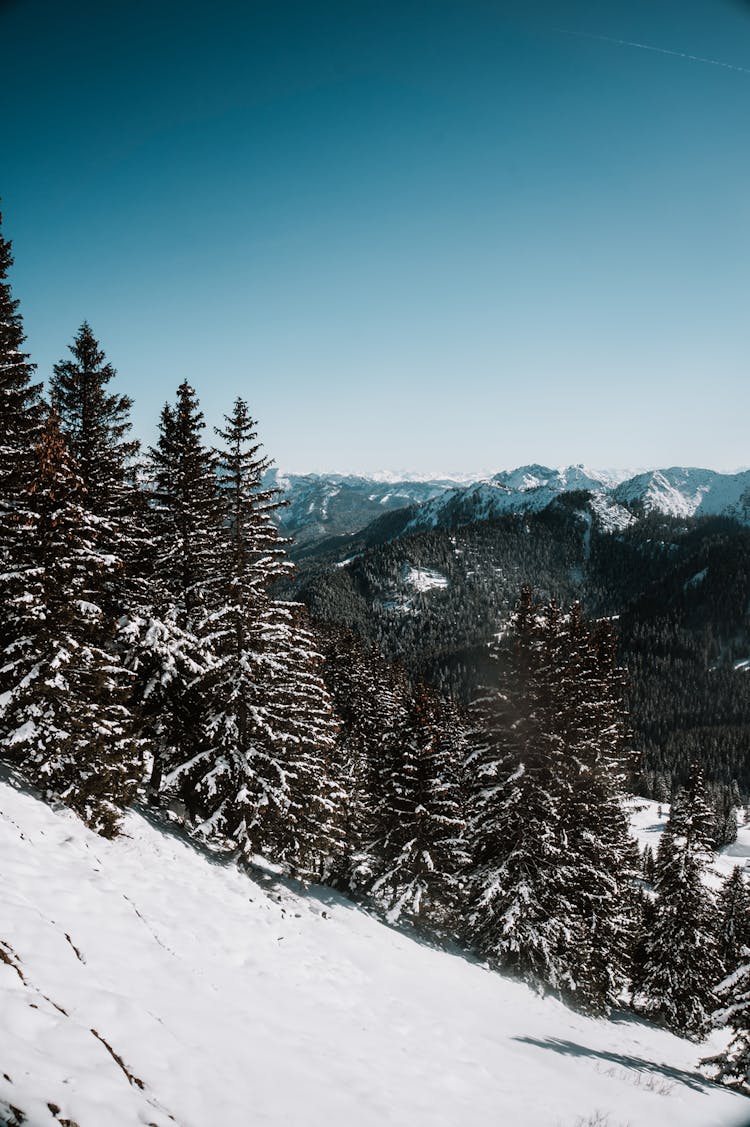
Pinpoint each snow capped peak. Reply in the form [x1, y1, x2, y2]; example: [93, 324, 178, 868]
[398, 464, 750, 536]
[490, 464, 623, 494]
[490, 464, 558, 491]
[613, 467, 750, 520]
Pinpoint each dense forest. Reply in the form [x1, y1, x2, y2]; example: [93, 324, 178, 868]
[291, 499, 750, 803]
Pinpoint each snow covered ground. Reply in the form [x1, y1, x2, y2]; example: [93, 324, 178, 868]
[403, 564, 449, 593]
[2, 775, 748, 1127]
[629, 796, 750, 889]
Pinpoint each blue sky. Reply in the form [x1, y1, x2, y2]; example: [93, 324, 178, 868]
[2, 0, 749, 474]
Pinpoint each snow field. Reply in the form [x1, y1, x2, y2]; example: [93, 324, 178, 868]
[1, 778, 748, 1127]
[628, 797, 750, 890]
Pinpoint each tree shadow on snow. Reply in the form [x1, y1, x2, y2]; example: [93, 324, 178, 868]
[135, 802, 477, 960]
[512, 1035, 712, 1094]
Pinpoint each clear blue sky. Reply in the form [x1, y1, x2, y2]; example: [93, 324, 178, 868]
[2, 0, 749, 474]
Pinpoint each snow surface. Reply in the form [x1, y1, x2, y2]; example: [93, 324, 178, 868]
[1, 776, 748, 1127]
[613, 468, 750, 522]
[589, 493, 638, 533]
[403, 565, 449, 593]
[628, 796, 750, 889]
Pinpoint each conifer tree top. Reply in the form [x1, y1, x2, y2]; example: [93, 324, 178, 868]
[50, 321, 138, 514]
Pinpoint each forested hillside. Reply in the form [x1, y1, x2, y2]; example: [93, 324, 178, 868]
[291, 499, 750, 796]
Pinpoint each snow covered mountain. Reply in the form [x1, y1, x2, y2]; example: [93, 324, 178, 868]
[266, 470, 465, 547]
[403, 464, 631, 534]
[1, 772, 748, 1127]
[612, 468, 750, 522]
[271, 465, 750, 548]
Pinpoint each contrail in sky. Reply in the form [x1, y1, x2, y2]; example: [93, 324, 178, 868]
[558, 29, 750, 76]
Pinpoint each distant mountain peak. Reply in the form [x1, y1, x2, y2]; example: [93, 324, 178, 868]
[267, 465, 750, 550]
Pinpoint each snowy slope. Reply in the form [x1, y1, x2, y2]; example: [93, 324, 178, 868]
[1, 776, 748, 1127]
[628, 796, 750, 891]
[265, 470, 463, 547]
[613, 469, 750, 522]
[403, 465, 627, 533]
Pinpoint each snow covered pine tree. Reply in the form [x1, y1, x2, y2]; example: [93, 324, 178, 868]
[703, 953, 750, 1094]
[50, 322, 140, 522]
[130, 383, 222, 801]
[466, 588, 633, 1015]
[637, 763, 721, 1039]
[167, 397, 342, 879]
[315, 624, 411, 892]
[0, 410, 141, 835]
[716, 866, 750, 975]
[367, 682, 469, 932]
[0, 208, 43, 744]
[467, 589, 579, 999]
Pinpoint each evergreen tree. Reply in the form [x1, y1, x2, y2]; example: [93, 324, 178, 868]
[642, 844, 656, 884]
[168, 398, 342, 878]
[0, 410, 140, 835]
[466, 590, 633, 1014]
[50, 322, 139, 520]
[702, 957, 750, 1094]
[50, 320, 149, 722]
[629, 885, 657, 1004]
[466, 590, 580, 999]
[129, 385, 222, 796]
[637, 763, 721, 1039]
[145, 385, 222, 633]
[559, 610, 634, 1013]
[367, 683, 469, 932]
[0, 208, 43, 544]
[119, 607, 210, 805]
[716, 866, 750, 975]
[0, 208, 44, 737]
[259, 602, 345, 880]
[314, 624, 411, 890]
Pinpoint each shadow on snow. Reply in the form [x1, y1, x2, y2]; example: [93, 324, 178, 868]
[513, 1035, 713, 1095]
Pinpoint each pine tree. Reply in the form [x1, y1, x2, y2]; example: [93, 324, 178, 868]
[702, 958, 750, 1094]
[559, 610, 634, 1013]
[169, 398, 342, 878]
[50, 322, 139, 521]
[716, 866, 750, 974]
[630, 885, 657, 1003]
[50, 320, 150, 743]
[0, 410, 141, 835]
[129, 385, 223, 798]
[466, 590, 633, 1014]
[145, 385, 222, 633]
[119, 607, 210, 805]
[0, 208, 43, 544]
[637, 763, 721, 1039]
[642, 844, 656, 884]
[315, 624, 410, 890]
[367, 683, 469, 931]
[466, 590, 580, 999]
[259, 603, 345, 880]
[0, 208, 44, 738]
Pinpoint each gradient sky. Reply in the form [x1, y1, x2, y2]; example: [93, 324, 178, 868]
[2, 0, 749, 474]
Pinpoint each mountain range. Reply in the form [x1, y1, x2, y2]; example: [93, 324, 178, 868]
[270, 465, 750, 549]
